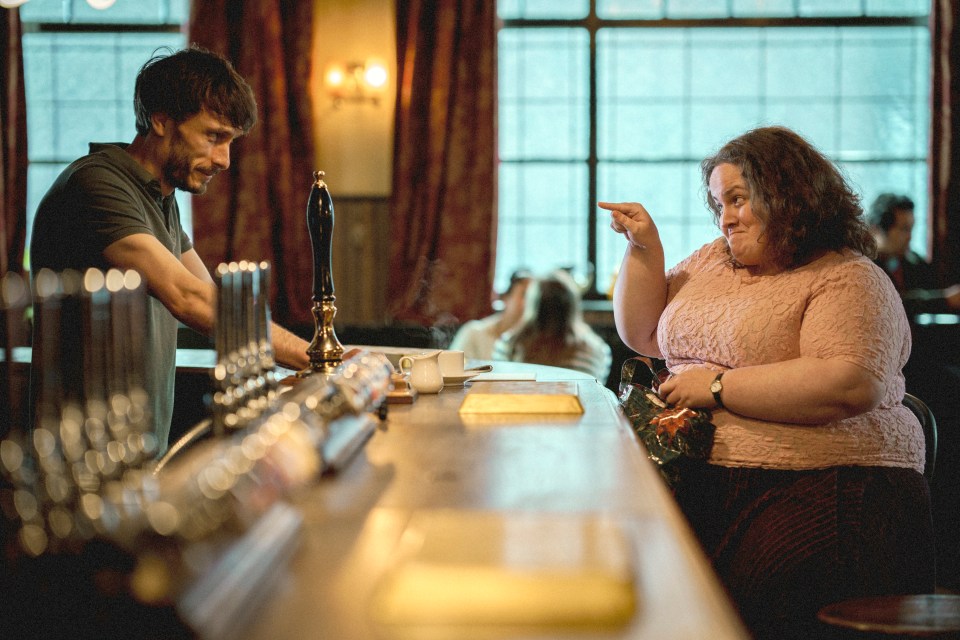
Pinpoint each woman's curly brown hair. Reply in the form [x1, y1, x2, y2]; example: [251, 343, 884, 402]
[700, 126, 876, 270]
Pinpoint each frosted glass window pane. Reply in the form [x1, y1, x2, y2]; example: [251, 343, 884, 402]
[497, 163, 588, 288]
[19, 0, 71, 21]
[840, 99, 920, 158]
[732, 0, 795, 16]
[598, 30, 686, 99]
[499, 29, 589, 160]
[599, 102, 686, 160]
[798, 0, 862, 16]
[499, 29, 589, 100]
[597, 0, 665, 19]
[666, 0, 729, 18]
[56, 105, 122, 156]
[841, 28, 923, 98]
[865, 0, 929, 15]
[689, 29, 763, 99]
[500, 102, 589, 160]
[20, 0, 186, 24]
[498, 0, 588, 19]
[765, 29, 839, 98]
[765, 102, 838, 153]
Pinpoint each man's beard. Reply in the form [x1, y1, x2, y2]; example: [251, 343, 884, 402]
[165, 148, 209, 195]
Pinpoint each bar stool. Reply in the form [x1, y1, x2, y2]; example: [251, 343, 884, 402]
[817, 594, 960, 638]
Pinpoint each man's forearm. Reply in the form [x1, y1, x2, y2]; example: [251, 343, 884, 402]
[271, 322, 310, 370]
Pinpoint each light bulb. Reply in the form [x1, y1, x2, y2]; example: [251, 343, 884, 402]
[0, 0, 30, 8]
[363, 63, 388, 90]
[86, 0, 117, 9]
[325, 64, 346, 89]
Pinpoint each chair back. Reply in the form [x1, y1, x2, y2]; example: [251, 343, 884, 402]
[903, 392, 937, 481]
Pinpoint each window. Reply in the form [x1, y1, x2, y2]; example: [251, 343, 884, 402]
[20, 0, 189, 269]
[497, 0, 930, 295]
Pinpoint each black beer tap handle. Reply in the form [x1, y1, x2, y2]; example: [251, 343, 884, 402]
[307, 171, 335, 303]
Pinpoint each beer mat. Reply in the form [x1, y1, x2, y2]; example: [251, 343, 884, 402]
[458, 381, 583, 414]
[370, 510, 637, 627]
[386, 388, 417, 404]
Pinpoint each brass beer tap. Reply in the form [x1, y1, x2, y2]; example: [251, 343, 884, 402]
[300, 171, 344, 375]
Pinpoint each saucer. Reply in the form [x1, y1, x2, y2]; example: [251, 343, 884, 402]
[442, 372, 481, 386]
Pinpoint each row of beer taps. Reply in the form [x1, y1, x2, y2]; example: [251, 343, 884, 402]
[1, 263, 392, 559]
[211, 260, 279, 435]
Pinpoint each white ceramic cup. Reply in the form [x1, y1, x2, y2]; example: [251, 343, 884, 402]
[438, 350, 465, 377]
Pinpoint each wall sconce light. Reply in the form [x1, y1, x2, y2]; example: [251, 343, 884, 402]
[324, 59, 388, 107]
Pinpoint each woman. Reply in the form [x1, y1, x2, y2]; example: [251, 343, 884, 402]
[449, 269, 533, 360]
[601, 126, 934, 639]
[492, 270, 611, 382]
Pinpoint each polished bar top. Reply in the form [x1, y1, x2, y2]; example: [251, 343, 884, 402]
[236, 358, 748, 640]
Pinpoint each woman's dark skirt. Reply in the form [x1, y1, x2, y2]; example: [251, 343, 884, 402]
[672, 462, 936, 640]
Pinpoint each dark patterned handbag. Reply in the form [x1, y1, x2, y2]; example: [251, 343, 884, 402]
[617, 356, 716, 486]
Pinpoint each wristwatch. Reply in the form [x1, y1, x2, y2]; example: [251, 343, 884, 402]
[710, 372, 725, 408]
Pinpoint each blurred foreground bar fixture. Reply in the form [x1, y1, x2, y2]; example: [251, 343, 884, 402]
[1, 271, 29, 438]
[2, 264, 393, 639]
[302, 170, 345, 375]
[211, 261, 279, 436]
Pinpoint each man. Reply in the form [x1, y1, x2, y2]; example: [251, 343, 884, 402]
[449, 269, 532, 360]
[30, 46, 309, 452]
[868, 193, 960, 317]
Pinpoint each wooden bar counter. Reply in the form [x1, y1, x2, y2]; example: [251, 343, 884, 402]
[234, 359, 749, 640]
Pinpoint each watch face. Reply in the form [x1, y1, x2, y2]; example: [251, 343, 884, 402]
[711, 380, 722, 393]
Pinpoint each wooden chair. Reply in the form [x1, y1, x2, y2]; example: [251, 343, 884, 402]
[902, 392, 938, 481]
[816, 394, 949, 637]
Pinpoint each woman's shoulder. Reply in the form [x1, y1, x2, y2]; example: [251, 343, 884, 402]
[808, 250, 891, 283]
[801, 250, 903, 305]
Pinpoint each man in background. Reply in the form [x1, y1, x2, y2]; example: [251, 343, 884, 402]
[867, 193, 960, 317]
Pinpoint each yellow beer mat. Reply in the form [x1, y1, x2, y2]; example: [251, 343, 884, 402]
[370, 510, 637, 627]
[457, 381, 584, 415]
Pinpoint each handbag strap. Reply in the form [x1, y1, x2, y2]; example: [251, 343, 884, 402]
[619, 356, 669, 395]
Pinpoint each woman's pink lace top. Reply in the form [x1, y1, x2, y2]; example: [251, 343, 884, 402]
[659, 238, 924, 473]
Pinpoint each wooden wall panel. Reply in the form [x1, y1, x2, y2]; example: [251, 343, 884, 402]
[329, 196, 391, 325]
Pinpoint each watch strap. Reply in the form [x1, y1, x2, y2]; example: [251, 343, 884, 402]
[711, 371, 725, 408]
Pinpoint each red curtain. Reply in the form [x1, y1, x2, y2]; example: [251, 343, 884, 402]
[388, 0, 498, 325]
[930, 0, 960, 284]
[189, 1, 317, 326]
[1, 8, 27, 276]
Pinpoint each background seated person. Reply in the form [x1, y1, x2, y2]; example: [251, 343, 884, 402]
[868, 192, 960, 316]
[492, 270, 611, 381]
[448, 269, 532, 360]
